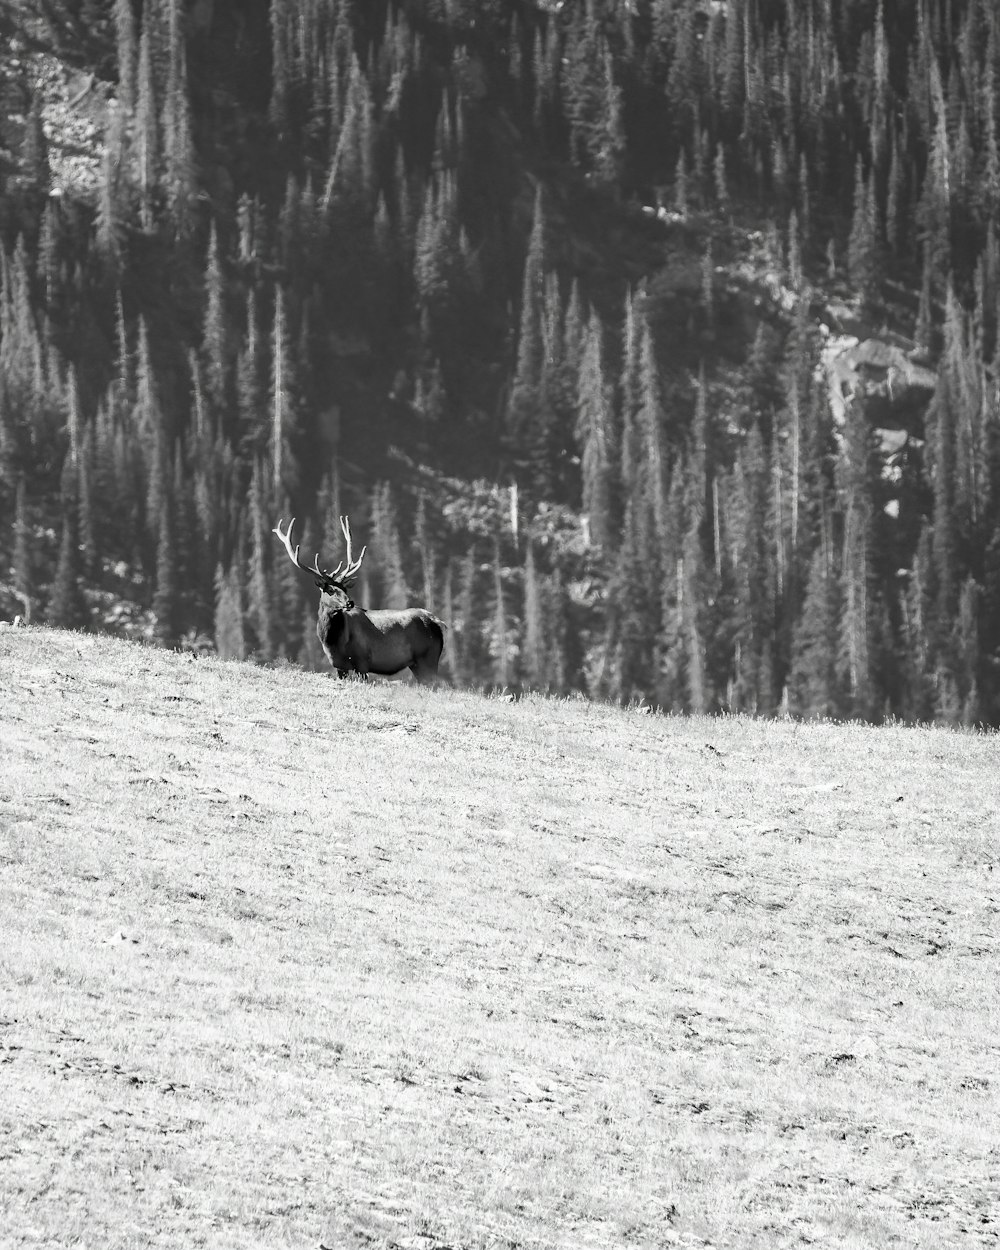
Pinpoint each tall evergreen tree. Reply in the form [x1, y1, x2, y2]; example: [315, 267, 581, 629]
[788, 545, 841, 718]
[12, 476, 35, 622]
[47, 463, 89, 631]
[152, 496, 178, 645]
[214, 563, 247, 660]
[506, 186, 546, 481]
[575, 309, 613, 551]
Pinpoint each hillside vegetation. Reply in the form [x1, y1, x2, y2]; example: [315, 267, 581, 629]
[3, 0, 1000, 722]
[1, 627, 998, 1248]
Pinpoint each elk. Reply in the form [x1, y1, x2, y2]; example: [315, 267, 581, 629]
[272, 515, 445, 683]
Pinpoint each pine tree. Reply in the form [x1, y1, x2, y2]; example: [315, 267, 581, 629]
[929, 356, 959, 627]
[521, 538, 546, 689]
[506, 187, 547, 482]
[135, 12, 159, 230]
[12, 476, 34, 622]
[714, 143, 730, 217]
[246, 460, 274, 660]
[270, 284, 297, 496]
[788, 545, 841, 718]
[371, 482, 409, 607]
[48, 463, 89, 631]
[77, 427, 97, 576]
[163, 0, 195, 234]
[323, 56, 375, 212]
[683, 377, 711, 713]
[114, 0, 138, 117]
[21, 93, 50, 201]
[491, 537, 509, 688]
[269, 0, 290, 139]
[575, 309, 613, 551]
[95, 146, 123, 268]
[835, 399, 878, 720]
[214, 563, 246, 660]
[637, 315, 667, 544]
[731, 423, 776, 714]
[547, 560, 572, 695]
[236, 289, 262, 453]
[847, 158, 882, 312]
[619, 285, 642, 509]
[563, 12, 624, 183]
[152, 496, 177, 645]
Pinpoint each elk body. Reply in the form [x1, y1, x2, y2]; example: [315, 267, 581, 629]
[273, 516, 445, 683]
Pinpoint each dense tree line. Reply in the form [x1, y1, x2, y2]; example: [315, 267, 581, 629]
[2, 0, 1000, 723]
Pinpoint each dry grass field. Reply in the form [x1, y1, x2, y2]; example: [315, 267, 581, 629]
[0, 625, 998, 1249]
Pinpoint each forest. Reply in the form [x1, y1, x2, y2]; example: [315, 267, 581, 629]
[2, 0, 1000, 724]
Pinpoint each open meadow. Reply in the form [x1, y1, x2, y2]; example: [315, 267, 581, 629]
[0, 626, 998, 1249]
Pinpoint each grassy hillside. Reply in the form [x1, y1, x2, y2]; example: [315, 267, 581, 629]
[0, 627, 998, 1249]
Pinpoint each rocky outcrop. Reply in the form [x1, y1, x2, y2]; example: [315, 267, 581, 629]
[820, 334, 937, 436]
[819, 333, 938, 515]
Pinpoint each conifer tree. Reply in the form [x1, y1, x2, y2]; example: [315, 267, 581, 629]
[413, 493, 436, 609]
[683, 378, 711, 712]
[270, 285, 297, 496]
[164, 0, 195, 234]
[214, 563, 246, 660]
[563, 11, 623, 182]
[22, 93, 50, 202]
[114, 0, 138, 118]
[506, 187, 546, 481]
[371, 482, 410, 608]
[236, 289, 262, 453]
[95, 147, 123, 268]
[521, 538, 546, 690]
[135, 12, 159, 230]
[48, 463, 89, 631]
[246, 460, 274, 660]
[455, 547, 486, 687]
[492, 537, 509, 688]
[847, 158, 882, 312]
[835, 401, 878, 719]
[637, 315, 668, 545]
[152, 496, 177, 645]
[956, 575, 981, 726]
[575, 309, 613, 551]
[77, 427, 97, 577]
[323, 56, 375, 211]
[618, 286, 642, 507]
[272, 506, 306, 659]
[547, 559, 572, 694]
[928, 361, 959, 626]
[269, 0, 290, 139]
[788, 545, 840, 718]
[731, 423, 776, 714]
[12, 476, 34, 622]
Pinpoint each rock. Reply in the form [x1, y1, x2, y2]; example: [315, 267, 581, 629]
[821, 335, 937, 432]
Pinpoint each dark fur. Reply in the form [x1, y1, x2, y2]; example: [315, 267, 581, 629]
[316, 587, 445, 684]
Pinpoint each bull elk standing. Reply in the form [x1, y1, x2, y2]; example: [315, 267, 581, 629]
[273, 515, 445, 683]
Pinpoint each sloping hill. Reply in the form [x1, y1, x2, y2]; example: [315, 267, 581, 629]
[0, 628, 997, 1249]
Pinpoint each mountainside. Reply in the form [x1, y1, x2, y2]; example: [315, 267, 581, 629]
[1, 625, 998, 1247]
[3, 0, 1000, 722]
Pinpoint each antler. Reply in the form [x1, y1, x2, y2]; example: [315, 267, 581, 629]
[272, 516, 366, 588]
[272, 518, 328, 581]
[326, 515, 367, 588]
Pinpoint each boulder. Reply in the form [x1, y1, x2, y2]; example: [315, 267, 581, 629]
[821, 336, 937, 432]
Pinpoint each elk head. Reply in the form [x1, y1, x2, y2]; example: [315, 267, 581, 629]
[272, 515, 366, 612]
